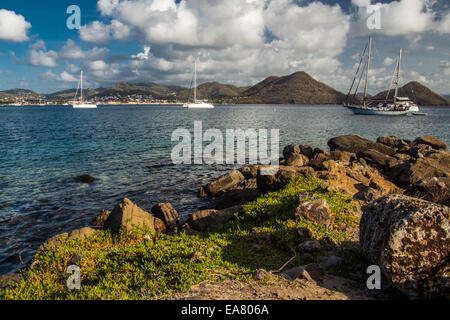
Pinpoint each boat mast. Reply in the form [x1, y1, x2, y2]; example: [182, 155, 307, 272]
[363, 35, 372, 105]
[394, 49, 402, 103]
[194, 60, 197, 103]
[80, 71, 83, 103]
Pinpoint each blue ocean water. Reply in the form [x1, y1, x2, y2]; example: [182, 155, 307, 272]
[0, 104, 449, 275]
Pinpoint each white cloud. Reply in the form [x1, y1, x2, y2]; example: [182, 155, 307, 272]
[60, 39, 109, 61]
[383, 57, 395, 66]
[41, 70, 78, 82]
[80, 0, 350, 90]
[0, 9, 31, 42]
[352, 0, 450, 36]
[28, 41, 58, 67]
[131, 46, 150, 60]
[79, 21, 111, 44]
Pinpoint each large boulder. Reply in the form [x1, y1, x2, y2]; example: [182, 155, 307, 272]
[286, 153, 309, 167]
[328, 135, 396, 156]
[103, 198, 166, 234]
[360, 149, 398, 168]
[295, 198, 332, 227]
[188, 205, 243, 232]
[214, 188, 259, 209]
[376, 136, 408, 149]
[360, 195, 450, 298]
[399, 151, 450, 189]
[283, 144, 301, 159]
[151, 203, 179, 229]
[413, 136, 447, 151]
[207, 170, 245, 197]
[256, 165, 316, 194]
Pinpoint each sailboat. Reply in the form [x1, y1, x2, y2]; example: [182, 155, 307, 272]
[183, 60, 214, 109]
[71, 71, 97, 109]
[344, 36, 419, 116]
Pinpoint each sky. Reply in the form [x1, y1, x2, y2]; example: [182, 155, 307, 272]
[0, 0, 449, 95]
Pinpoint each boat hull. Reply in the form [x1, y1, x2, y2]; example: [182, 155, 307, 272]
[183, 103, 214, 109]
[72, 103, 98, 109]
[345, 106, 409, 116]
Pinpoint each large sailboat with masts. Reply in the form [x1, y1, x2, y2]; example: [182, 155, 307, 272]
[71, 71, 97, 109]
[183, 60, 214, 109]
[344, 36, 419, 116]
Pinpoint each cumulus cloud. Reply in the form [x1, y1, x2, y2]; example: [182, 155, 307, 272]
[60, 39, 109, 60]
[0, 9, 31, 42]
[28, 41, 58, 67]
[351, 0, 450, 36]
[40, 70, 78, 82]
[76, 0, 351, 89]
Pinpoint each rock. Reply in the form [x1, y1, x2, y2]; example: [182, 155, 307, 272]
[199, 186, 209, 198]
[39, 227, 98, 254]
[360, 149, 398, 168]
[239, 165, 259, 179]
[103, 198, 165, 234]
[0, 273, 21, 289]
[413, 136, 447, 151]
[345, 168, 370, 186]
[256, 165, 316, 194]
[214, 188, 258, 210]
[91, 209, 111, 227]
[354, 187, 382, 202]
[299, 145, 313, 158]
[308, 153, 330, 170]
[253, 269, 273, 281]
[74, 175, 96, 183]
[68, 227, 98, 240]
[360, 195, 450, 298]
[282, 264, 323, 283]
[328, 135, 396, 156]
[409, 144, 432, 158]
[295, 199, 332, 227]
[188, 205, 243, 232]
[297, 227, 313, 240]
[283, 144, 301, 159]
[400, 151, 450, 189]
[377, 136, 407, 149]
[207, 170, 245, 197]
[330, 150, 354, 164]
[319, 256, 343, 269]
[322, 160, 337, 171]
[286, 153, 308, 166]
[151, 203, 179, 229]
[298, 240, 322, 253]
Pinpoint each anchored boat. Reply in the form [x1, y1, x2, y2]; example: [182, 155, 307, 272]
[344, 36, 419, 116]
[71, 71, 97, 109]
[183, 60, 214, 109]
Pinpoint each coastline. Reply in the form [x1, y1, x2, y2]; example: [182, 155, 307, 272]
[1, 134, 448, 300]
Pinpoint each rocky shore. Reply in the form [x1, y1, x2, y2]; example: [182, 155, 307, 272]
[0, 134, 448, 300]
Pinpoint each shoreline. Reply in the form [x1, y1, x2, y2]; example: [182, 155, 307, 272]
[0, 134, 448, 300]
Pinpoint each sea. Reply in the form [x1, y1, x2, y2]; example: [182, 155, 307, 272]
[0, 104, 449, 275]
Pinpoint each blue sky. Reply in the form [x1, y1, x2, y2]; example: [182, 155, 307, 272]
[0, 0, 449, 95]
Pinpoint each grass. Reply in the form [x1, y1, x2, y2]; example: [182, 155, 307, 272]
[0, 176, 360, 300]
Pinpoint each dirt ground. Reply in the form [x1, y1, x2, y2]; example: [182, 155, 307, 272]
[168, 271, 387, 300]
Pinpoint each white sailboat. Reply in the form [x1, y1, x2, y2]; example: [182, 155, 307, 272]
[183, 60, 214, 109]
[71, 71, 97, 109]
[344, 36, 419, 116]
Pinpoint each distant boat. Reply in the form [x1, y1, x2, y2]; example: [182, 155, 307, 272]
[183, 60, 214, 109]
[71, 71, 97, 109]
[344, 36, 419, 116]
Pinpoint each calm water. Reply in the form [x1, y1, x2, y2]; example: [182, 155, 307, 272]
[0, 104, 449, 275]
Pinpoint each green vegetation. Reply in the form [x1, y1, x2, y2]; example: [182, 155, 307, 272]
[0, 177, 360, 300]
